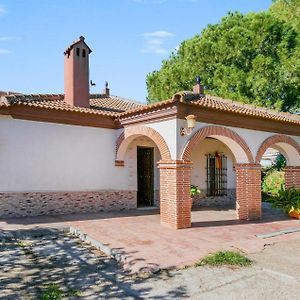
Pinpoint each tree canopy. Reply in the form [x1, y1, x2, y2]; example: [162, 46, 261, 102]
[146, 1, 300, 112]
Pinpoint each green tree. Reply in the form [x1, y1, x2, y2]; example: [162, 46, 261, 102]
[146, 8, 300, 112]
[270, 0, 300, 30]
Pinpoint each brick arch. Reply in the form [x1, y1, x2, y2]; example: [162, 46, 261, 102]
[180, 126, 254, 163]
[115, 126, 172, 165]
[255, 134, 300, 164]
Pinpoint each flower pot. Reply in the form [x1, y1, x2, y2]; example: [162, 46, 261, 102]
[288, 209, 300, 219]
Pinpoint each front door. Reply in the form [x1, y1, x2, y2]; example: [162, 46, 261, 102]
[137, 147, 154, 207]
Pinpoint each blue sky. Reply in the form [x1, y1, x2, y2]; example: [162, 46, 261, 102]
[0, 0, 272, 102]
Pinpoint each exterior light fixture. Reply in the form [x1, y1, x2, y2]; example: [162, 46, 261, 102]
[180, 114, 196, 136]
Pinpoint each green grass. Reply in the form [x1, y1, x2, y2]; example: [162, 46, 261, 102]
[41, 283, 81, 300]
[196, 251, 252, 267]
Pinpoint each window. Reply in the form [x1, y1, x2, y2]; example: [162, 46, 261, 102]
[206, 153, 227, 196]
[76, 47, 80, 56]
[82, 49, 86, 57]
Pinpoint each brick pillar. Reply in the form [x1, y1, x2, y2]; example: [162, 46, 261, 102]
[158, 160, 192, 229]
[284, 166, 300, 188]
[235, 163, 262, 220]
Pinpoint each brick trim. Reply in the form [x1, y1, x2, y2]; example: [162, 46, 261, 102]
[115, 126, 172, 166]
[284, 166, 300, 189]
[255, 134, 300, 164]
[180, 125, 254, 163]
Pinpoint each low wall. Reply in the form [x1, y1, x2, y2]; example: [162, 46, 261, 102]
[0, 190, 137, 218]
[192, 189, 236, 207]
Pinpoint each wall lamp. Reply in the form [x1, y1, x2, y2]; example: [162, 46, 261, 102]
[180, 114, 196, 136]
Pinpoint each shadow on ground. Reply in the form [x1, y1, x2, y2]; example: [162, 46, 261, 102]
[0, 228, 189, 299]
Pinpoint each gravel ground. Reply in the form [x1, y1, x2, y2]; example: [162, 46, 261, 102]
[0, 228, 300, 299]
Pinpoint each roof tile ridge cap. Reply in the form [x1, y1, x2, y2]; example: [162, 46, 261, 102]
[0, 95, 10, 106]
[206, 95, 235, 105]
[117, 98, 174, 115]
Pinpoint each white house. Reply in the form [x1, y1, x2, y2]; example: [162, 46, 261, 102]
[1, 37, 299, 229]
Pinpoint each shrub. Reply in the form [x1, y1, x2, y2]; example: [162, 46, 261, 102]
[190, 185, 201, 198]
[270, 188, 300, 213]
[262, 170, 285, 196]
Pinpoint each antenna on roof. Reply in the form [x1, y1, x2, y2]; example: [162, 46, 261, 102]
[103, 81, 110, 96]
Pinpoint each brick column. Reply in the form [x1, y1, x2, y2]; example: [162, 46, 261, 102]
[284, 166, 300, 188]
[158, 160, 192, 229]
[235, 163, 262, 220]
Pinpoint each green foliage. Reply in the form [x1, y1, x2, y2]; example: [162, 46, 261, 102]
[269, 188, 300, 212]
[196, 251, 252, 267]
[146, 4, 300, 113]
[274, 154, 287, 171]
[262, 170, 285, 195]
[190, 184, 201, 197]
[41, 283, 80, 300]
[270, 0, 300, 30]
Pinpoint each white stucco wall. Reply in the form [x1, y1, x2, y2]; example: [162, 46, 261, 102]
[145, 118, 177, 160]
[0, 116, 130, 192]
[191, 138, 236, 189]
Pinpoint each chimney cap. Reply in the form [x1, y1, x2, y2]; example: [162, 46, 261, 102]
[196, 76, 201, 84]
[64, 36, 92, 56]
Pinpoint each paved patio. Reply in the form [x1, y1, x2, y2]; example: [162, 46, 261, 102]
[1, 204, 300, 273]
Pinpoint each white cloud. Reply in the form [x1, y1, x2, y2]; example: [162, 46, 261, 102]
[132, 0, 198, 3]
[0, 49, 11, 54]
[0, 36, 21, 42]
[0, 4, 5, 14]
[141, 31, 175, 38]
[132, 0, 167, 3]
[141, 46, 168, 55]
[140, 30, 175, 55]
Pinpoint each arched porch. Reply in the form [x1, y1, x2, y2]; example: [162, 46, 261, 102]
[256, 134, 300, 189]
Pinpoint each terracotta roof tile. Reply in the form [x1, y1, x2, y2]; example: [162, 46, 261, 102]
[188, 94, 300, 125]
[0, 93, 144, 116]
[90, 94, 145, 112]
[119, 91, 300, 125]
[1, 91, 299, 126]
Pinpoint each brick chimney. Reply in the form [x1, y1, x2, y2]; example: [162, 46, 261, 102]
[64, 36, 92, 107]
[193, 76, 204, 96]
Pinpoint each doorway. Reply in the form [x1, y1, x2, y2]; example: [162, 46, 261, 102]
[137, 147, 154, 207]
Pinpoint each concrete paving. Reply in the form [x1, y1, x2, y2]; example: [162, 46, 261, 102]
[1, 204, 300, 273]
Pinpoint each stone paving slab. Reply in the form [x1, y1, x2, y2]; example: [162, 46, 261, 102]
[1, 206, 300, 273]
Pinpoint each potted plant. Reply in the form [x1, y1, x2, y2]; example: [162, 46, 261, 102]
[269, 188, 300, 218]
[190, 184, 201, 209]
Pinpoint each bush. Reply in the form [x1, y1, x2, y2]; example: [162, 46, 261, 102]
[190, 185, 201, 198]
[262, 170, 285, 196]
[270, 188, 300, 213]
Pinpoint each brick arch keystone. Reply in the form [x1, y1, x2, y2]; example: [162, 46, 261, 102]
[115, 126, 172, 164]
[180, 126, 254, 163]
[255, 134, 300, 164]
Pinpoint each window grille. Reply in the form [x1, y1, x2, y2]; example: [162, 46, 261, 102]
[206, 153, 227, 196]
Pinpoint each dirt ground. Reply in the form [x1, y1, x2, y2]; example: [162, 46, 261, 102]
[0, 228, 299, 299]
